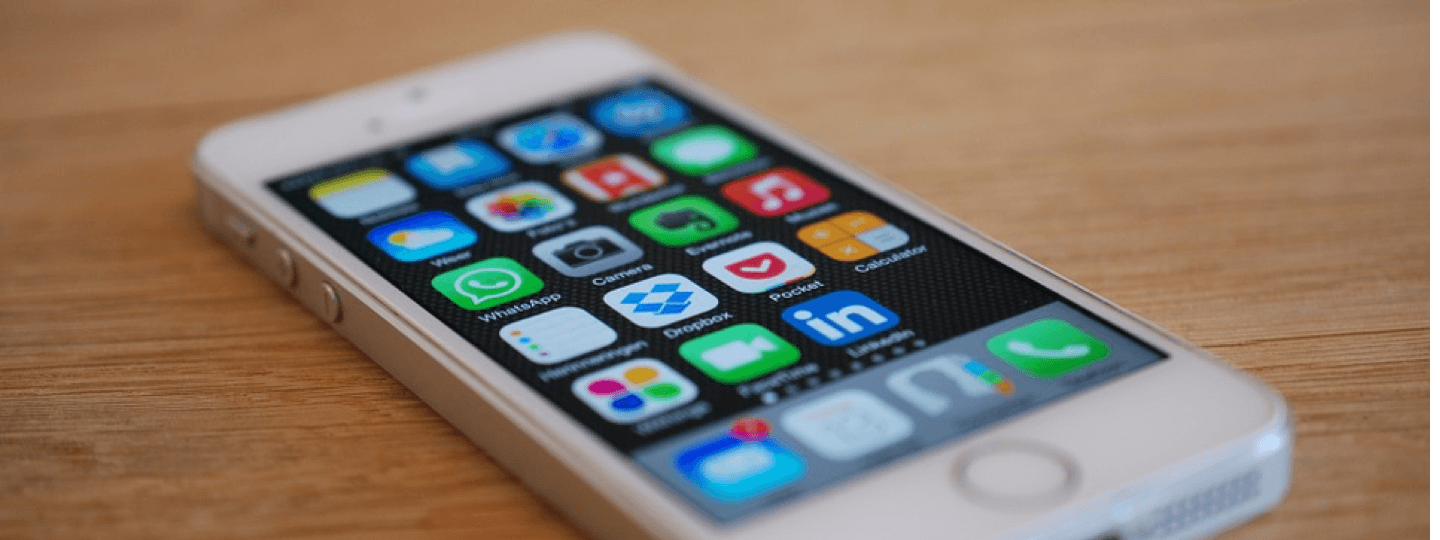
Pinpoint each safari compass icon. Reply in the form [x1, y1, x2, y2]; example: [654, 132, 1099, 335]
[431, 257, 544, 310]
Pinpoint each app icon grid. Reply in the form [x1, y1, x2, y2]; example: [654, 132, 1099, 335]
[267, 79, 1167, 523]
[270, 79, 1082, 444]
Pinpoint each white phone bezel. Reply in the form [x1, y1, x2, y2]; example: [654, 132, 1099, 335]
[193, 32, 1289, 540]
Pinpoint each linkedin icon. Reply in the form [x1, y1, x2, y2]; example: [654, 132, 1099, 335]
[532, 226, 644, 277]
[781, 290, 899, 346]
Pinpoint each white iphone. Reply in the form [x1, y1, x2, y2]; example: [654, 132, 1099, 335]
[193, 32, 1291, 540]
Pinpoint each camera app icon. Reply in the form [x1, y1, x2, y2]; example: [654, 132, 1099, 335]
[532, 226, 645, 277]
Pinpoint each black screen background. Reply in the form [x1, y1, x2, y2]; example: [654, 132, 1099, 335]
[268, 78, 1146, 453]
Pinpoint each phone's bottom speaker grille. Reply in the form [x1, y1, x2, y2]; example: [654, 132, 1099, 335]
[1131, 470, 1262, 540]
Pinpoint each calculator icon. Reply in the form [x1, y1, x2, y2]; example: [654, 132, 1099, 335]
[796, 211, 909, 261]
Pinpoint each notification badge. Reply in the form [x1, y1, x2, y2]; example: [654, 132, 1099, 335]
[721, 168, 830, 217]
[673, 417, 806, 502]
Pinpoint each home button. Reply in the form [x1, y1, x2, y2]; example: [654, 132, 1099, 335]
[955, 441, 1078, 509]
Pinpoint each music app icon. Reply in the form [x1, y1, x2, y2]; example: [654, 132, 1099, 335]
[722, 168, 831, 217]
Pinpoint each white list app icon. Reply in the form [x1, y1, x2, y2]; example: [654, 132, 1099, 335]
[500, 307, 617, 364]
[702, 241, 816, 294]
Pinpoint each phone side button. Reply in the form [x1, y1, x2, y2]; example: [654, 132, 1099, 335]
[276, 248, 298, 288]
[954, 441, 1078, 509]
[320, 282, 343, 324]
[225, 214, 256, 246]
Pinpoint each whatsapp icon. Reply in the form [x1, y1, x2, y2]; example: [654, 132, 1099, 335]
[432, 257, 544, 310]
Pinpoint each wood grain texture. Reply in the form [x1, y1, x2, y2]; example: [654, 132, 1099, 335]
[0, 0, 1426, 539]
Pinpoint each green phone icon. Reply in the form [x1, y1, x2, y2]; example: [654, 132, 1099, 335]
[986, 319, 1110, 378]
[628, 195, 739, 247]
[679, 324, 801, 384]
[431, 257, 543, 310]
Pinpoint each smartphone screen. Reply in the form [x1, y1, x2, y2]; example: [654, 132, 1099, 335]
[268, 79, 1166, 522]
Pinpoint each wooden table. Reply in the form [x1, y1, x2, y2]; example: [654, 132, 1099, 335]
[0, 1, 1427, 538]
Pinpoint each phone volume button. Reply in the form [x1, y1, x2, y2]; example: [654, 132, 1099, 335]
[225, 214, 256, 246]
[276, 248, 298, 288]
[321, 282, 343, 323]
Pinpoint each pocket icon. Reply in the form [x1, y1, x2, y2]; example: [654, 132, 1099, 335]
[702, 241, 815, 294]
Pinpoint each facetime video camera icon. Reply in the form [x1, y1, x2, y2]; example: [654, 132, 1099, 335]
[679, 324, 801, 384]
[701, 337, 778, 370]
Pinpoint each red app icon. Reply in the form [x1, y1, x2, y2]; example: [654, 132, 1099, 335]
[730, 417, 771, 440]
[563, 154, 667, 202]
[724, 253, 787, 280]
[702, 241, 816, 294]
[721, 168, 830, 217]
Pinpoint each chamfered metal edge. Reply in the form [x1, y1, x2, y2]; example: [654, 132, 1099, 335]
[190, 29, 1294, 540]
